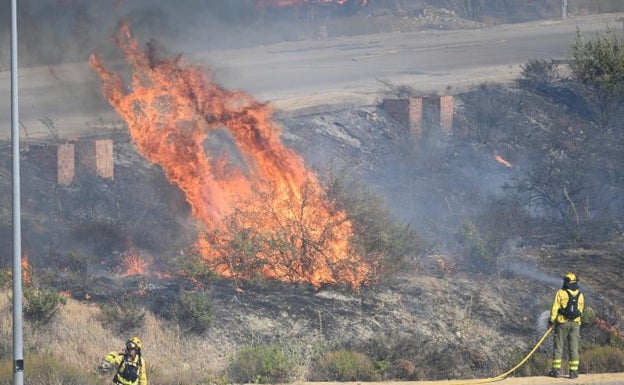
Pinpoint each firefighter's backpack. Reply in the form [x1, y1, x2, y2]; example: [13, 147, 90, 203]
[559, 290, 582, 320]
[115, 358, 140, 383]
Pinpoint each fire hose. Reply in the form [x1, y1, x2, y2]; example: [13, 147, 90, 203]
[443, 326, 554, 385]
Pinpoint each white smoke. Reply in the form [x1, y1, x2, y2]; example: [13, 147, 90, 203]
[537, 310, 551, 334]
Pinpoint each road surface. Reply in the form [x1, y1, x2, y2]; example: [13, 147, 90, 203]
[303, 372, 624, 385]
[1, 13, 623, 139]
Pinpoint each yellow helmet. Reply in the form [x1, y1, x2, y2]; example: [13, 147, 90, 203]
[564, 272, 578, 284]
[126, 336, 142, 351]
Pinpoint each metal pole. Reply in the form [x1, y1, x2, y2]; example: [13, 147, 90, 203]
[562, 0, 567, 20]
[11, 0, 25, 384]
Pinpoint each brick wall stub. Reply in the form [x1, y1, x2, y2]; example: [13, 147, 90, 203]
[29, 143, 75, 186]
[75, 139, 114, 180]
[384, 96, 454, 139]
[382, 98, 423, 139]
[423, 95, 454, 134]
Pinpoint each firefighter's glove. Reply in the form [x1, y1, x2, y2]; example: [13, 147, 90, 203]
[547, 320, 554, 328]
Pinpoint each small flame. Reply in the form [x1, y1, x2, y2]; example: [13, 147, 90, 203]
[21, 254, 31, 284]
[120, 254, 148, 276]
[494, 152, 512, 167]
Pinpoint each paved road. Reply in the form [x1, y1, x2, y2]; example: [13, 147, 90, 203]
[308, 372, 624, 385]
[1, 13, 623, 139]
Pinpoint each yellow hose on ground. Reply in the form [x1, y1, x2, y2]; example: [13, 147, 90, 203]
[443, 326, 554, 385]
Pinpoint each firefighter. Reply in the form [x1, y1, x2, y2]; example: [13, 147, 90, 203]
[105, 336, 148, 385]
[548, 272, 584, 379]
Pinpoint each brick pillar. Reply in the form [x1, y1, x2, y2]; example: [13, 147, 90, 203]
[382, 98, 423, 140]
[76, 139, 114, 179]
[29, 143, 75, 186]
[423, 95, 454, 134]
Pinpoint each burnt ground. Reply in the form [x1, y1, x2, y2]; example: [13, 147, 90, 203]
[0, 91, 623, 380]
[1, 4, 623, 382]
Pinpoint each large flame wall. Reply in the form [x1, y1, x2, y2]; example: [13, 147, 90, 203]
[90, 25, 376, 288]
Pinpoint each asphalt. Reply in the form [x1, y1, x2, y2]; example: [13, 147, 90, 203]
[2, 13, 624, 141]
[296, 372, 624, 385]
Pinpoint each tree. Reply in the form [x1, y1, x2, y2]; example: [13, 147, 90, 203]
[567, 28, 624, 129]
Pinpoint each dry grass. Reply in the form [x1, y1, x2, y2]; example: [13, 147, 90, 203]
[0, 290, 230, 385]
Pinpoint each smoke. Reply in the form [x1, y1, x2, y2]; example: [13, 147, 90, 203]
[536, 310, 551, 335]
[506, 260, 561, 288]
[0, 0, 368, 71]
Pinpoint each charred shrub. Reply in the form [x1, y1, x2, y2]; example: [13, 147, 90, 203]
[519, 58, 559, 91]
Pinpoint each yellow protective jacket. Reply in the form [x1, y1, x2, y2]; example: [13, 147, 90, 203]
[104, 351, 147, 385]
[549, 288, 584, 325]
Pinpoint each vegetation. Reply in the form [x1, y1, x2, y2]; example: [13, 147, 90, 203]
[5, 14, 624, 385]
[155, 290, 215, 334]
[311, 349, 376, 381]
[568, 27, 624, 128]
[23, 288, 67, 328]
[227, 344, 293, 384]
[0, 354, 100, 385]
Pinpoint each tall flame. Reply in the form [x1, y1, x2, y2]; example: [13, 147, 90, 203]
[90, 25, 376, 288]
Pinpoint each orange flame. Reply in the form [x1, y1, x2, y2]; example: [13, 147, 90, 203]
[90, 25, 377, 289]
[21, 254, 31, 285]
[121, 253, 148, 277]
[494, 152, 512, 167]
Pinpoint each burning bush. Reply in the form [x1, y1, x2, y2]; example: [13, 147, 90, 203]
[90, 25, 382, 289]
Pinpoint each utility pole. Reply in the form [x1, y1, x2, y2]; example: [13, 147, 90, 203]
[11, 0, 25, 384]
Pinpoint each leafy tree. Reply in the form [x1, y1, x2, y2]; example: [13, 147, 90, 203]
[568, 28, 624, 129]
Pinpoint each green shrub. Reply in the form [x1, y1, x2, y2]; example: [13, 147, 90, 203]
[178, 252, 218, 287]
[457, 220, 497, 272]
[311, 349, 375, 381]
[158, 290, 214, 334]
[0, 353, 102, 385]
[0, 269, 11, 289]
[227, 344, 292, 384]
[503, 351, 550, 377]
[582, 306, 597, 327]
[23, 288, 67, 327]
[325, 173, 426, 278]
[581, 345, 624, 373]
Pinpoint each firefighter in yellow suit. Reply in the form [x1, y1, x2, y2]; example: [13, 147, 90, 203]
[548, 272, 584, 379]
[105, 337, 148, 385]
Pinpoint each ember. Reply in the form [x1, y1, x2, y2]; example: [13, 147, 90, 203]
[90, 25, 378, 289]
[494, 152, 512, 168]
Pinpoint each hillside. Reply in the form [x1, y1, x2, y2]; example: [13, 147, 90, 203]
[1, 2, 624, 384]
[1, 82, 624, 383]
